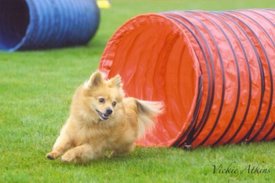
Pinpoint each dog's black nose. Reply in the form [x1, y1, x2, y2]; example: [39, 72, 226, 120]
[106, 108, 113, 115]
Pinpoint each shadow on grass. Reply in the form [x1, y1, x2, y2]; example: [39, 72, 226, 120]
[45, 141, 275, 168]
[46, 147, 181, 167]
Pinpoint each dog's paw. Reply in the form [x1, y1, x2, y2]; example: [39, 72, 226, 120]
[46, 151, 59, 160]
[61, 152, 76, 163]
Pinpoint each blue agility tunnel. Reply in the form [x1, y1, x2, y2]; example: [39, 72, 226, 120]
[0, 0, 100, 51]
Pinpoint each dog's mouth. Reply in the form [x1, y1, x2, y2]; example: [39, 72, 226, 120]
[96, 110, 109, 121]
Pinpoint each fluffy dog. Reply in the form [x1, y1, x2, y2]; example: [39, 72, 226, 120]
[46, 71, 163, 163]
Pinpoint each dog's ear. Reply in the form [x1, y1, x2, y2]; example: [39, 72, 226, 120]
[109, 74, 122, 88]
[86, 71, 104, 88]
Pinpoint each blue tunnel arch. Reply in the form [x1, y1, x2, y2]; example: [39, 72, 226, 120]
[0, 0, 100, 51]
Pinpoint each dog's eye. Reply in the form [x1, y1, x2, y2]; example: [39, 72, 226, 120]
[98, 98, 105, 104]
[112, 101, 117, 107]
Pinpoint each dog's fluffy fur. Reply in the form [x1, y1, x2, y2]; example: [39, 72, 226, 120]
[46, 71, 163, 163]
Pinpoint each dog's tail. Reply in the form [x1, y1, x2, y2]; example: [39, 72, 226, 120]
[136, 100, 164, 138]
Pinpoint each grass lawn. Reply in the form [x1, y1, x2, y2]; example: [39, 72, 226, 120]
[0, 0, 275, 182]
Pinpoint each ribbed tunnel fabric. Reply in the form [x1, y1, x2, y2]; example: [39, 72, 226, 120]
[100, 9, 275, 148]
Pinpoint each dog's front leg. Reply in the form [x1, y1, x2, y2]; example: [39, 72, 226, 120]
[113, 143, 136, 156]
[61, 144, 102, 163]
[46, 133, 72, 160]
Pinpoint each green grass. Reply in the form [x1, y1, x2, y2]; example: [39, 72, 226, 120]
[0, 0, 275, 182]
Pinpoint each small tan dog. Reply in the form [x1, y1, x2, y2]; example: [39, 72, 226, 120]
[46, 71, 163, 163]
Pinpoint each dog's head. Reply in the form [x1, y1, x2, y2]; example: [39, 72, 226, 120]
[78, 71, 125, 123]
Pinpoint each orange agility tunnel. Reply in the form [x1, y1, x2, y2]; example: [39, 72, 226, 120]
[99, 9, 275, 148]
